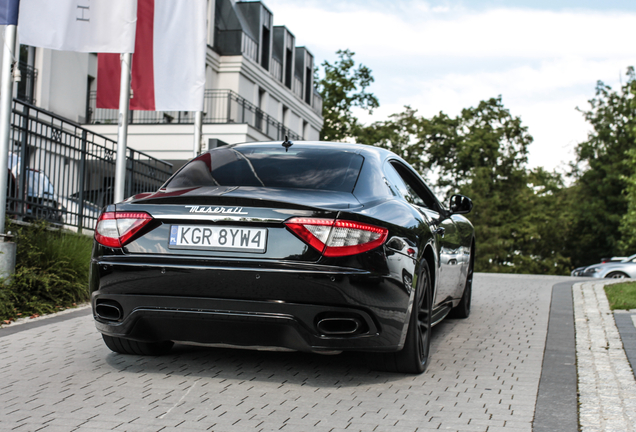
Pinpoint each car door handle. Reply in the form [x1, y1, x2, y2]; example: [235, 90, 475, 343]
[434, 227, 445, 237]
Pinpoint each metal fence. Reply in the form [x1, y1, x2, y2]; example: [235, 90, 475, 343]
[7, 99, 173, 232]
[88, 89, 303, 141]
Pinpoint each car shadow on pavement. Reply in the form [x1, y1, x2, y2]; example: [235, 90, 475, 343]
[102, 325, 446, 388]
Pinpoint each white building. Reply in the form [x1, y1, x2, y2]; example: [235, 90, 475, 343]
[9, 0, 323, 171]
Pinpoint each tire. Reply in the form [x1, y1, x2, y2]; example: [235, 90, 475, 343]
[368, 261, 432, 374]
[606, 271, 629, 279]
[102, 334, 173, 356]
[449, 247, 474, 319]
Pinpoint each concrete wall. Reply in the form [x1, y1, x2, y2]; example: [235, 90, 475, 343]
[47, 50, 90, 122]
[268, 95, 281, 121]
[238, 73, 255, 102]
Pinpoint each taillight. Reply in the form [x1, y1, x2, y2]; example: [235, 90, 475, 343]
[285, 217, 388, 257]
[94, 211, 153, 248]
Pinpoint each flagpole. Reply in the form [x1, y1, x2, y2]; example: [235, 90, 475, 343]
[194, 111, 203, 158]
[0, 24, 17, 234]
[114, 52, 132, 204]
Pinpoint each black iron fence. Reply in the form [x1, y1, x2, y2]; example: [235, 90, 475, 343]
[7, 99, 173, 232]
[87, 89, 303, 141]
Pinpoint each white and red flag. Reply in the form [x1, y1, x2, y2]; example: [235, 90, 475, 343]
[18, 0, 137, 53]
[96, 0, 207, 112]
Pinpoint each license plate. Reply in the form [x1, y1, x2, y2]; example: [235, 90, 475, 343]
[168, 225, 267, 253]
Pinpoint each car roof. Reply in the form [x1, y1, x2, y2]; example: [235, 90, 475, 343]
[224, 141, 395, 160]
[621, 253, 636, 262]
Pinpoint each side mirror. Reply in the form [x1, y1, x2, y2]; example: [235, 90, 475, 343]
[449, 194, 473, 215]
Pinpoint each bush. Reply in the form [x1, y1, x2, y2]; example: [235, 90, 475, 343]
[0, 221, 92, 322]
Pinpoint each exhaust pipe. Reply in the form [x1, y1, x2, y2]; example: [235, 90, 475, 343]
[316, 317, 362, 335]
[95, 301, 123, 321]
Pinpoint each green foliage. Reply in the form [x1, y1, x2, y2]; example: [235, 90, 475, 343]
[604, 282, 636, 310]
[421, 98, 568, 273]
[356, 106, 428, 172]
[566, 67, 636, 267]
[358, 98, 571, 274]
[620, 147, 636, 251]
[317, 49, 379, 141]
[618, 69, 636, 253]
[510, 168, 573, 274]
[0, 221, 92, 321]
[320, 52, 635, 273]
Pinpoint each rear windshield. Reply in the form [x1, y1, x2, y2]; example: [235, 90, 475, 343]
[165, 145, 364, 193]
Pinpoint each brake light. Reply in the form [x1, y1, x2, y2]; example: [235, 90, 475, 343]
[285, 217, 388, 257]
[94, 211, 153, 248]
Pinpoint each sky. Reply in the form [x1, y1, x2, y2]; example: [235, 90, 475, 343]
[264, 0, 636, 172]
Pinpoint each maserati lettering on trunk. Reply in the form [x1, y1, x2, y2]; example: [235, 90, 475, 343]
[185, 206, 248, 215]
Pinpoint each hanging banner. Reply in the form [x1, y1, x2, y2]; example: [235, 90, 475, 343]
[18, 0, 137, 53]
[97, 0, 206, 112]
[0, 0, 19, 25]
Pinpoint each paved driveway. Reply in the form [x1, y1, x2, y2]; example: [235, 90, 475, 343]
[0, 273, 566, 432]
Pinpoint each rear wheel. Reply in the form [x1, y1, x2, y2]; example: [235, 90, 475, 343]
[449, 247, 474, 319]
[606, 271, 629, 279]
[368, 261, 432, 374]
[102, 334, 173, 356]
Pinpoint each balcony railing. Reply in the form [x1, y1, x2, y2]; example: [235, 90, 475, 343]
[292, 75, 303, 100]
[271, 58, 283, 83]
[312, 90, 323, 117]
[87, 89, 303, 141]
[214, 28, 258, 63]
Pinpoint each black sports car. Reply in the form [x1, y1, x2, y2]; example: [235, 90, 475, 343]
[90, 141, 475, 374]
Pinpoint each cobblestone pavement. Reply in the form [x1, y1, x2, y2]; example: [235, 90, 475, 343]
[573, 281, 636, 432]
[0, 273, 565, 432]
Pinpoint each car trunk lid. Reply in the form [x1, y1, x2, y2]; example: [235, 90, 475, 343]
[114, 187, 363, 262]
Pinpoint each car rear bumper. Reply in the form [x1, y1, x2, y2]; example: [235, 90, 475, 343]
[90, 259, 412, 352]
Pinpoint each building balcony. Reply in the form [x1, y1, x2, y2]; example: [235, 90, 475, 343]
[312, 89, 323, 116]
[86, 89, 303, 141]
[214, 27, 259, 63]
[292, 75, 303, 100]
[271, 57, 283, 83]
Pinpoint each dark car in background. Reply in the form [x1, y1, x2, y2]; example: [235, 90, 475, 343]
[7, 152, 64, 223]
[90, 142, 475, 374]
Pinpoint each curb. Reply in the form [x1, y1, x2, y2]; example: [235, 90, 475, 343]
[0, 304, 92, 338]
[573, 280, 636, 432]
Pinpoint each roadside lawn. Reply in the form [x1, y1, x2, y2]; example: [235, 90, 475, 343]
[604, 281, 636, 310]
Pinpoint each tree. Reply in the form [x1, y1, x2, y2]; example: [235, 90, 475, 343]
[420, 98, 535, 272]
[512, 168, 573, 274]
[620, 146, 636, 252]
[316, 49, 379, 141]
[566, 67, 636, 266]
[355, 106, 428, 172]
[616, 67, 636, 253]
[359, 98, 570, 274]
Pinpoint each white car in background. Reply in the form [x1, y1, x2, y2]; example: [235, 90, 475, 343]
[571, 254, 636, 278]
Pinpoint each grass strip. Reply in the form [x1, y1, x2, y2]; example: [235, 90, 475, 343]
[604, 282, 636, 310]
